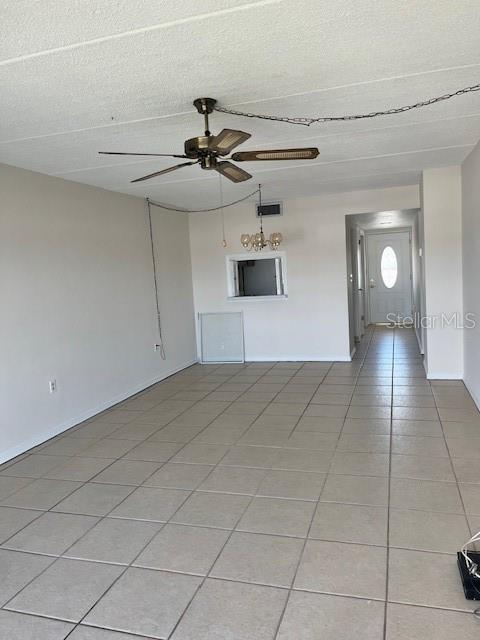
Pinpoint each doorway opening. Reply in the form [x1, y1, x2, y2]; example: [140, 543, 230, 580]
[345, 208, 424, 358]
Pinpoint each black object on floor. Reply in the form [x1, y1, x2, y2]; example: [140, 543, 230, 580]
[458, 552, 480, 600]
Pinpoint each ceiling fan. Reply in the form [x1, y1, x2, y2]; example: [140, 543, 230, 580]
[99, 98, 320, 184]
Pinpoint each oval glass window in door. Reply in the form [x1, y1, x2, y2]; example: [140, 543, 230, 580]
[380, 246, 398, 288]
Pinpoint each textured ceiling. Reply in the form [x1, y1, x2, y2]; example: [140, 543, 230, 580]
[347, 208, 418, 230]
[1, 0, 480, 208]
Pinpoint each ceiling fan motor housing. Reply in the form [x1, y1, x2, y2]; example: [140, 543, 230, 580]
[184, 135, 221, 171]
[184, 135, 212, 159]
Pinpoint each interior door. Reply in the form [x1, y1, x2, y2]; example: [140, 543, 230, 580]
[367, 231, 412, 323]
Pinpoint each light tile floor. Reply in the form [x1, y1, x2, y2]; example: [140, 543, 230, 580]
[1, 326, 480, 639]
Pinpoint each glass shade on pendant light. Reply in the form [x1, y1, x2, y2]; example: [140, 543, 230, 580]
[252, 232, 264, 251]
[269, 232, 283, 249]
[240, 229, 283, 251]
[241, 233, 251, 248]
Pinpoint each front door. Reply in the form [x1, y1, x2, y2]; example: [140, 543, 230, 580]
[366, 230, 412, 323]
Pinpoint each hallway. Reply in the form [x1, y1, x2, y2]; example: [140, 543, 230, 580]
[0, 326, 479, 638]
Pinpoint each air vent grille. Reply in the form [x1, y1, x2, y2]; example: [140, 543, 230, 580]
[256, 202, 283, 217]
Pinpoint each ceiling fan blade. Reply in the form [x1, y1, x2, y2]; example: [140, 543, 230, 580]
[215, 161, 252, 183]
[99, 151, 187, 158]
[131, 161, 198, 183]
[209, 129, 251, 155]
[231, 147, 320, 162]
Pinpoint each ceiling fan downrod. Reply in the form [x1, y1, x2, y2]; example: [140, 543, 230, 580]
[193, 97, 217, 136]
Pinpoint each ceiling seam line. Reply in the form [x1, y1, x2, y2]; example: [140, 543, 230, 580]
[50, 137, 480, 176]
[0, 0, 286, 66]
[2, 80, 480, 145]
[217, 62, 480, 108]
[0, 110, 195, 145]
[3, 107, 480, 148]
[229, 112, 480, 147]
[111, 168, 423, 192]
[52, 143, 475, 180]
[103, 168, 422, 196]
[120, 169, 424, 194]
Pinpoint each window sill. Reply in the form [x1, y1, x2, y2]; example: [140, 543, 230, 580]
[227, 295, 288, 302]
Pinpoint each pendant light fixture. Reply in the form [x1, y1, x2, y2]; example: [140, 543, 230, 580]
[240, 184, 283, 251]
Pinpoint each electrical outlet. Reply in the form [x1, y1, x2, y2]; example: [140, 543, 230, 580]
[49, 380, 57, 394]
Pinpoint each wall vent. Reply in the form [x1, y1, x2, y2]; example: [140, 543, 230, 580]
[256, 202, 283, 217]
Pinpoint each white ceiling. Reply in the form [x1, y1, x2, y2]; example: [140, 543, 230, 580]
[1, 0, 480, 209]
[347, 208, 418, 231]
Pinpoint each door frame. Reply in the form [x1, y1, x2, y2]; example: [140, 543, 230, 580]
[346, 225, 367, 348]
[357, 231, 367, 338]
[345, 224, 356, 356]
[365, 228, 413, 325]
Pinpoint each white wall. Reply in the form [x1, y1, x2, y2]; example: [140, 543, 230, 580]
[421, 167, 463, 379]
[462, 141, 480, 406]
[189, 185, 419, 361]
[0, 164, 196, 463]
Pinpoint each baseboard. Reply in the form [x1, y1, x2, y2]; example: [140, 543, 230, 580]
[0, 359, 197, 465]
[426, 371, 463, 380]
[245, 355, 352, 362]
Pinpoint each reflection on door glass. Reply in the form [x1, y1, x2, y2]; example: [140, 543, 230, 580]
[381, 246, 398, 288]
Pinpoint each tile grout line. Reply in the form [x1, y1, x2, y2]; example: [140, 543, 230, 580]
[382, 324, 396, 640]
[272, 343, 373, 639]
[167, 358, 336, 640]
[431, 376, 474, 539]
[2, 528, 473, 566]
[5, 588, 477, 639]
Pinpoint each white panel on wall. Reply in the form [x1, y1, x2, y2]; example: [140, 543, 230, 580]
[200, 312, 244, 363]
